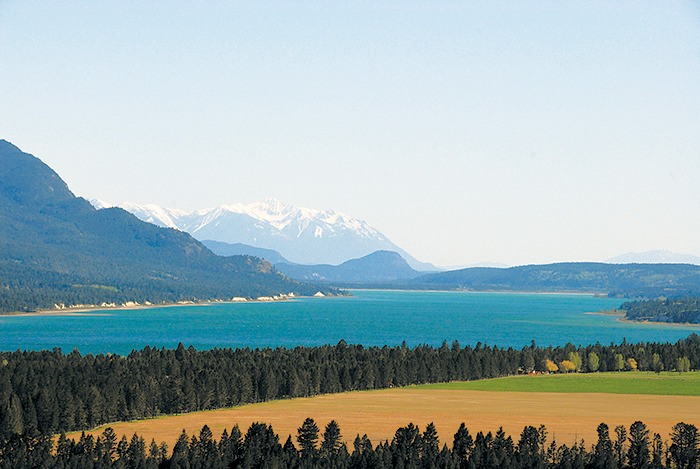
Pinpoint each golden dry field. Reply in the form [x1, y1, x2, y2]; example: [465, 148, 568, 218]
[68, 385, 700, 449]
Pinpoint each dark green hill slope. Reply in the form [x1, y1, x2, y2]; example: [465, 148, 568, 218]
[202, 239, 290, 264]
[411, 262, 700, 297]
[0, 140, 327, 313]
[621, 297, 700, 324]
[276, 250, 422, 284]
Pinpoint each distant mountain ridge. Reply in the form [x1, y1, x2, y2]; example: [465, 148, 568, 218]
[0, 140, 328, 313]
[606, 250, 700, 266]
[92, 199, 436, 271]
[410, 262, 700, 297]
[202, 240, 290, 264]
[202, 240, 422, 284]
[276, 250, 422, 284]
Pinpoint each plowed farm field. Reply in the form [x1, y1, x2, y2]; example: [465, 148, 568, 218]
[68, 372, 700, 448]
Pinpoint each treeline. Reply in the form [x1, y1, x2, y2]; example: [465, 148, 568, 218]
[2, 419, 699, 469]
[1, 335, 699, 439]
[622, 298, 700, 325]
[0, 256, 328, 314]
[407, 263, 700, 298]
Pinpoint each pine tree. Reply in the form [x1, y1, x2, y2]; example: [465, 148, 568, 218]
[321, 419, 348, 467]
[614, 425, 627, 468]
[627, 421, 650, 469]
[170, 430, 191, 469]
[669, 422, 699, 469]
[517, 425, 544, 469]
[650, 433, 664, 469]
[297, 417, 320, 463]
[453, 423, 474, 468]
[283, 435, 300, 468]
[592, 423, 616, 469]
[219, 425, 243, 467]
[422, 422, 440, 469]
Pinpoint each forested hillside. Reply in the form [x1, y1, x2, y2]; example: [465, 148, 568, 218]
[622, 297, 700, 324]
[1, 335, 697, 438]
[276, 250, 422, 283]
[411, 262, 700, 298]
[0, 140, 330, 313]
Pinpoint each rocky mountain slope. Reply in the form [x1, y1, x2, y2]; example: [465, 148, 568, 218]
[94, 199, 436, 271]
[0, 140, 327, 313]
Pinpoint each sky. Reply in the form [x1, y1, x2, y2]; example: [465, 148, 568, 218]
[1, 1, 699, 267]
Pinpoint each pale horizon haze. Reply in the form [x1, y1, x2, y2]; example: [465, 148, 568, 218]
[1, 2, 699, 267]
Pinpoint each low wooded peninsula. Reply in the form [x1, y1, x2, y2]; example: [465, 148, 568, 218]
[622, 297, 700, 324]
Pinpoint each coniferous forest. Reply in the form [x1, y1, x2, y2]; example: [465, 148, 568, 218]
[1, 335, 699, 467]
[621, 298, 700, 324]
[2, 418, 699, 469]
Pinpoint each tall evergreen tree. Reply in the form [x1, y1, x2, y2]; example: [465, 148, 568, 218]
[591, 423, 616, 469]
[320, 420, 347, 468]
[452, 422, 474, 468]
[170, 430, 190, 469]
[614, 425, 627, 469]
[242, 422, 283, 469]
[283, 435, 300, 468]
[517, 425, 544, 469]
[669, 422, 698, 469]
[297, 417, 320, 465]
[392, 423, 423, 468]
[650, 433, 664, 469]
[219, 425, 243, 467]
[422, 422, 440, 469]
[627, 421, 650, 469]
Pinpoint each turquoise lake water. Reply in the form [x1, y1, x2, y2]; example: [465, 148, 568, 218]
[0, 290, 697, 355]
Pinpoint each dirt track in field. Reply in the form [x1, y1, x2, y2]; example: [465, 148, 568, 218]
[68, 388, 700, 448]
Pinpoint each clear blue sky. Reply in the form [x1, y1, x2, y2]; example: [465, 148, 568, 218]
[1, 1, 699, 267]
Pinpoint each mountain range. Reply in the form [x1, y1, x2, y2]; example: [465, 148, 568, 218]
[92, 199, 436, 271]
[4, 138, 700, 310]
[275, 250, 422, 284]
[201, 240, 291, 264]
[0, 140, 329, 313]
[605, 250, 700, 266]
[410, 262, 700, 297]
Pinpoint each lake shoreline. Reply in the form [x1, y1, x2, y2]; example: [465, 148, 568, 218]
[616, 316, 700, 328]
[4, 289, 601, 318]
[2, 291, 694, 356]
[2, 293, 337, 318]
[585, 309, 700, 328]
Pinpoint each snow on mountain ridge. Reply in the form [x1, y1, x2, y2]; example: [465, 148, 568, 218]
[89, 198, 434, 269]
[89, 199, 184, 229]
[605, 250, 700, 266]
[96, 198, 376, 240]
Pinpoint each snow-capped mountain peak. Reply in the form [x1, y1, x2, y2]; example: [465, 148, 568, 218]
[245, 198, 305, 231]
[90, 198, 434, 270]
[89, 199, 185, 230]
[89, 198, 112, 210]
[606, 250, 700, 266]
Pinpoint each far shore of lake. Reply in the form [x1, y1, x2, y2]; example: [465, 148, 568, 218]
[2, 293, 335, 318]
[6, 291, 698, 329]
[615, 316, 700, 328]
[583, 309, 700, 328]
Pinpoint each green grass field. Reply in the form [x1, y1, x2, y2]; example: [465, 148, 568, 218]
[412, 371, 700, 396]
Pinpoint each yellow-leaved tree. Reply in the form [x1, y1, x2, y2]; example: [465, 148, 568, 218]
[559, 360, 577, 373]
[545, 359, 559, 373]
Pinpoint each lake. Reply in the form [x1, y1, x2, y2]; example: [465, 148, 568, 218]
[0, 290, 697, 355]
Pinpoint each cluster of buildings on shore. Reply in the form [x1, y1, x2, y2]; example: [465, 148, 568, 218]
[50, 291, 326, 312]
